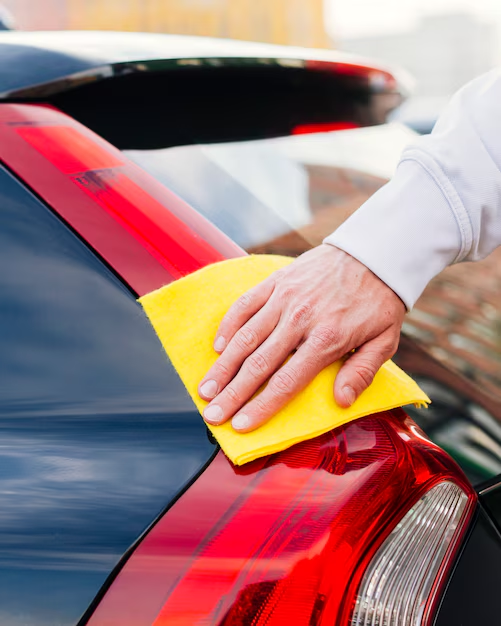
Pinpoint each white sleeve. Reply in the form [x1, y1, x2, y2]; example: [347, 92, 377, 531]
[323, 68, 501, 310]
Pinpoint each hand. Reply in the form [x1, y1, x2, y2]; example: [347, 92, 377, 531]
[198, 244, 406, 432]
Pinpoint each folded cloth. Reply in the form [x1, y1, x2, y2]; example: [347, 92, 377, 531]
[139, 255, 430, 465]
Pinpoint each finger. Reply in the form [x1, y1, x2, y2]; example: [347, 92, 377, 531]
[202, 323, 302, 425]
[230, 333, 346, 432]
[212, 277, 277, 354]
[333, 330, 399, 407]
[199, 302, 281, 408]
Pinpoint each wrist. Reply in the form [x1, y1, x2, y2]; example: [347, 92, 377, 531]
[323, 159, 462, 310]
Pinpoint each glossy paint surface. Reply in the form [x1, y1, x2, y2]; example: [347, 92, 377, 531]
[87, 410, 475, 626]
[434, 506, 501, 626]
[0, 166, 215, 625]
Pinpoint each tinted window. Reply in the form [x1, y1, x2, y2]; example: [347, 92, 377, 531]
[0, 166, 214, 625]
[125, 124, 412, 253]
[126, 127, 501, 487]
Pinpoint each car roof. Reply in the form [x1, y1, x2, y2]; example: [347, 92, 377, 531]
[0, 30, 411, 98]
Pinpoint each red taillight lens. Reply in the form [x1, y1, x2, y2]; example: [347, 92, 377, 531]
[85, 410, 475, 626]
[292, 122, 360, 135]
[305, 61, 398, 92]
[16, 124, 231, 280]
[0, 104, 243, 296]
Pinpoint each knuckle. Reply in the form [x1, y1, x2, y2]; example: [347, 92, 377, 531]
[224, 293, 254, 326]
[234, 325, 259, 351]
[269, 369, 296, 396]
[224, 385, 242, 405]
[383, 342, 397, 360]
[246, 352, 270, 379]
[389, 336, 400, 357]
[353, 362, 377, 388]
[253, 396, 269, 416]
[236, 292, 253, 310]
[279, 287, 296, 302]
[308, 326, 342, 352]
[380, 335, 400, 360]
[213, 360, 231, 379]
[289, 303, 312, 328]
[271, 269, 286, 284]
[300, 352, 323, 371]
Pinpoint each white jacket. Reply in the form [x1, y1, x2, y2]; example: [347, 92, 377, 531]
[324, 69, 501, 310]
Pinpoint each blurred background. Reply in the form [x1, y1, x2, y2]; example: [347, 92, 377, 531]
[2, 1, 500, 128]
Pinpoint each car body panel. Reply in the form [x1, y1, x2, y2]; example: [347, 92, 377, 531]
[433, 506, 501, 625]
[0, 164, 215, 625]
[0, 32, 409, 151]
[479, 480, 501, 533]
[0, 31, 411, 99]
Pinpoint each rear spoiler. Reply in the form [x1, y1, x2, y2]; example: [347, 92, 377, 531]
[1, 33, 412, 150]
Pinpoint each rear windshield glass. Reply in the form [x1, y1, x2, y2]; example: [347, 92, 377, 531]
[125, 124, 411, 254]
[125, 124, 501, 487]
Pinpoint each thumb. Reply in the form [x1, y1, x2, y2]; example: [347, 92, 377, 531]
[334, 331, 398, 407]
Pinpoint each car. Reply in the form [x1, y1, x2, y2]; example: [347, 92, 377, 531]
[0, 30, 499, 626]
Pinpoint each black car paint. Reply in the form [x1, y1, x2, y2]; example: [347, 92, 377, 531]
[478, 480, 501, 534]
[0, 165, 215, 625]
[434, 505, 501, 625]
[0, 31, 403, 100]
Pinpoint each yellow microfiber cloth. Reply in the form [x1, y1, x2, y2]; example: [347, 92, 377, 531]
[139, 255, 430, 465]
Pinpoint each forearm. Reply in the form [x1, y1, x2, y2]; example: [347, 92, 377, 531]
[325, 68, 501, 310]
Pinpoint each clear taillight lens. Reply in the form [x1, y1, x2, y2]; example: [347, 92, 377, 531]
[351, 481, 470, 626]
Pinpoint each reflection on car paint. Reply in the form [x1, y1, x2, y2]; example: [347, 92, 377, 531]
[0, 167, 215, 625]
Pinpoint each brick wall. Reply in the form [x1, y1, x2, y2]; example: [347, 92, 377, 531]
[250, 163, 501, 403]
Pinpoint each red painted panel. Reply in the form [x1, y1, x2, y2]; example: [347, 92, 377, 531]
[0, 104, 244, 295]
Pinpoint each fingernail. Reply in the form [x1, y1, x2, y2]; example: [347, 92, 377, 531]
[232, 413, 250, 431]
[213, 336, 226, 353]
[343, 385, 356, 406]
[200, 379, 218, 399]
[203, 404, 223, 424]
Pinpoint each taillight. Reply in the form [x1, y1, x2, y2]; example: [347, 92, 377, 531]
[305, 60, 399, 93]
[351, 482, 470, 626]
[0, 104, 243, 297]
[84, 409, 475, 626]
[292, 122, 359, 135]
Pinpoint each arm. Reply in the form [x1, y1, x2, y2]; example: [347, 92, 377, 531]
[326, 68, 501, 309]
[199, 69, 501, 432]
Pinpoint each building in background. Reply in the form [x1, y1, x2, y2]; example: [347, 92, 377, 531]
[3, 0, 329, 47]
[340, 12, 496, 130]
[341, 12, 495, 98]
[2, 0, 67, 29]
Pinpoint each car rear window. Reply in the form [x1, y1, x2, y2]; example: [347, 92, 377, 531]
[126, 127, 501, 488]
[125, 124, 413, 254]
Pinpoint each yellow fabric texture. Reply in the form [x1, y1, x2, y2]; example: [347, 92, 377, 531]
[139, 255, 430, 465]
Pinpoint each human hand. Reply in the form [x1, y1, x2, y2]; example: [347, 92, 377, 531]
[198, 244, 406, 432]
